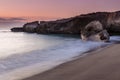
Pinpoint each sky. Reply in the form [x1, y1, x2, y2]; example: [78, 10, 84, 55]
[0, 0, 120, 21]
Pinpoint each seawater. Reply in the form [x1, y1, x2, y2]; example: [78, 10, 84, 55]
[0, 30, 119, 80]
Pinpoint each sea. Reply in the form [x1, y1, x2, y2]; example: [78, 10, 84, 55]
[0, 23, 120, 80]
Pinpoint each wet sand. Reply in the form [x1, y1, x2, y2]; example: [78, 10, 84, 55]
[23, 44, 120, 80]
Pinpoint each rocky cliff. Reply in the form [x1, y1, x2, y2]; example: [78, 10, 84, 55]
[11, 11, 120, 41]
[36, 12, 109, 34]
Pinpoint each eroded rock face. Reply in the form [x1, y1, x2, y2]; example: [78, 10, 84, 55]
[11, 11, 120, 42]
[23, 21, 39, 33]
[107, 11, 120, 34]
[36, 18, 82, 34]
[11, 11, 120, 34]
[81, 21, 109, 42]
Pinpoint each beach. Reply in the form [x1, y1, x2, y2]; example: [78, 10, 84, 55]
[23, 44, 120, 80]
[0, 1, 120, 80]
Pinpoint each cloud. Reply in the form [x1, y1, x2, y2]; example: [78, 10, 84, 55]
[0, 17, 26, 23]
[0, 18, 7, 21]
[8, 18, 26, 21]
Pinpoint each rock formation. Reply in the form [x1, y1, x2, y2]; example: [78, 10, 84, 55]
[81, 21, 109, 42]
[11, 27, 24, 32]
[107, 11, 120, 34]
[23, 21, 39, 33]
[11, 11, 120, 42]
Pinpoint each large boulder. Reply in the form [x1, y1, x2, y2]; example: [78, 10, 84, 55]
[81, 21, 109, 42]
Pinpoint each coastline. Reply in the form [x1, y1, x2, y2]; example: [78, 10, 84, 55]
[22, 44, 120, 80]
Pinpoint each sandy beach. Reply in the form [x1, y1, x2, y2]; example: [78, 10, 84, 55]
[23, 44, 120, 80]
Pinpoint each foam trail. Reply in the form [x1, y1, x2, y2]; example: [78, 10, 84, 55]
[0, 61, 63, 80]
[0, 39, 108, 80]
[0, 31, 119, 80]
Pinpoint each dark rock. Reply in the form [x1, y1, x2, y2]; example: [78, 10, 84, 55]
[36, 12, 108, 34]
[11, 11, 120, 41]
[107, 11, 120, 35]
[81, 21, 109, 42]
[36, 18, 82, 34]
[11, 27, 24, 32]
[23, 21, 39, 33]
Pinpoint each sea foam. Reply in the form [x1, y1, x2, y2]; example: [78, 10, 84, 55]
[0, 31, 119, 80]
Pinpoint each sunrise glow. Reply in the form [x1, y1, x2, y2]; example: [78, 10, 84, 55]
[0, 0, 120, 20]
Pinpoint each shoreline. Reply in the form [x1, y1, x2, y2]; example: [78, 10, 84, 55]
[22, 43, 120, 80]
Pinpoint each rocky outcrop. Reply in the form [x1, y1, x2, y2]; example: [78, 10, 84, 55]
[11, 27, 24, 32]
[81, 21, 109, 42]
[35, 12, 108, 34]
[11, 11, 120, 41]
[23, 21, 39, 33]
[107, 11, 120, 34]
[36, 18, 82, 34]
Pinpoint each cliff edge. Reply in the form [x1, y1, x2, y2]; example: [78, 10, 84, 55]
[11, 11, 120, 41]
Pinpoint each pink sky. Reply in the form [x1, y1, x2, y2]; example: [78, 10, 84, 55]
[0, 0, 120, 20]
